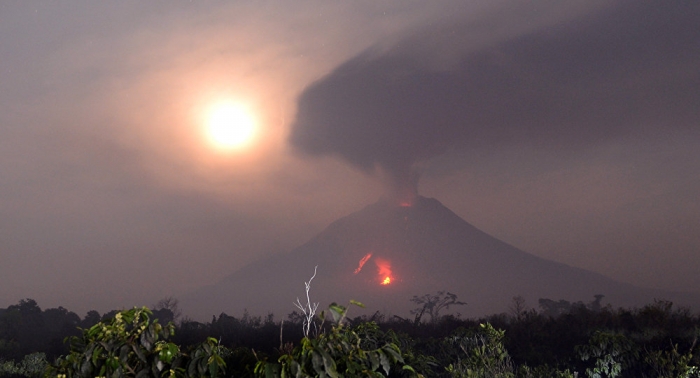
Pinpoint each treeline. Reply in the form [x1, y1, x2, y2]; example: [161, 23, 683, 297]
[1, 294, 699, 377]
[0, 299, 179, 362]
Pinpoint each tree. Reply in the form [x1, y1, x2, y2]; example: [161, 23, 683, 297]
[3, 299, 45, 359]
[508, 296, 529, 321]
[538, 298, 573, 318]
[154, 297, 183, 324]
[42, 307, 80, 358]
[410, 291, 467, 324]
[80, 310, 101, 329]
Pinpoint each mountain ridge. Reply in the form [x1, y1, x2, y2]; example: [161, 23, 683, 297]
[181, 196, 697, 320]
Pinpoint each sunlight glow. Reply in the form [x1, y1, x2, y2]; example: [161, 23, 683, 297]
[205, 102, 257, 150]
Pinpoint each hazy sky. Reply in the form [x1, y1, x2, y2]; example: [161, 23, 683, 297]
[1, 0, 698, 316]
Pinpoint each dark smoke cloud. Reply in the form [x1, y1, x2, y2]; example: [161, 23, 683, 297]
[290, 0, 700, 198]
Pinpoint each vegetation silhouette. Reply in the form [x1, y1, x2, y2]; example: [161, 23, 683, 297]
[1, 294, 700, 377]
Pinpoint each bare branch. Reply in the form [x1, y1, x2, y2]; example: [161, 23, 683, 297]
[294, 265, 319, 337]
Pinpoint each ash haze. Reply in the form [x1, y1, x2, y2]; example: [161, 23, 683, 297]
[1, 1, 699, 317]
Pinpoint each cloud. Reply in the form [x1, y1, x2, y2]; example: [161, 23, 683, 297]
[0, 0, 402, 313]
[289, 0, 700, 197]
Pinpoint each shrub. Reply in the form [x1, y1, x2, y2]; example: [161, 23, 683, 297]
[0, 352, 48, 378]
[45, 307, 226, 378]
[254, 303, 422, 377]
[444, 323, 514, 378]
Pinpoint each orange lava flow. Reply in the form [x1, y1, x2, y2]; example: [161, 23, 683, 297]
[375, 258, 393, 285]
[354, 253, 373, 274]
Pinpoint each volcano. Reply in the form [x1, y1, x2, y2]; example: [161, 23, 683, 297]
[182, 196, 687, 320]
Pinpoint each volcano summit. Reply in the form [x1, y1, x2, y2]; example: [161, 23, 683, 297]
[182, 196, 685, 320]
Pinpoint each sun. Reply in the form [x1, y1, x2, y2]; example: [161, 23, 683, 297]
[205, 101, 257, 150]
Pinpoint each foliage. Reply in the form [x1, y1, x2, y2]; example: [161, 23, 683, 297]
[3, 296, 700, 377]
[444, 323, 514, 378]
[0, 352, 48, 378]
[576, 331, 638, 378]
[644, 340, 699, 378]
[45, 307, 227, 378]
[573, 300, 700, 377]
[516, 364, 576, 378]
[255, 303, 422, 378]
[0, 299, 81, 361]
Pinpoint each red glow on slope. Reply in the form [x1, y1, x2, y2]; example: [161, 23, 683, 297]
[354, 253, 373, 274]
[375, 258, 393, 285]
[393, 184, 416, 207]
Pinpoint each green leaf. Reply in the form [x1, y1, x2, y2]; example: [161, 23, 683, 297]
[208, 354, 226, 377]
[312, 350, 324, 375]
[187, 357, 198, 377]
[140, 326, 154, 350]
[328, 305, 346, 323]
[369, 351, 380, 371]
[208, 357, 220, 377]
[402, 365, 416, 372]
[379, 350, 390, 375]
[119, 345, 130, 365]
[91, 345, 102, 365]
[106, 356, 120, 370]
[131, 343, 147, 363]
[81, 357, 93, 376]
[383, 344, 403, 363]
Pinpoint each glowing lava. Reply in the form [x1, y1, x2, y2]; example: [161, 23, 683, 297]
[354, 253, 373, 274]
[375, 258, 393, 285]
[354, 253, 395, 285]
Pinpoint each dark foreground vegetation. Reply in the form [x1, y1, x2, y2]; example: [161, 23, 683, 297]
[1, 294, 699, 377]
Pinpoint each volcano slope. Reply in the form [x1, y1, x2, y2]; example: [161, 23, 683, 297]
[182, 196, 690, 320]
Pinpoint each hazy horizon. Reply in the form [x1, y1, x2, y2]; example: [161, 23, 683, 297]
[2, 0, 699, 317]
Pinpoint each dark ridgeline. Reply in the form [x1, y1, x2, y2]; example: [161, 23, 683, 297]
[181, 196, 695, 320]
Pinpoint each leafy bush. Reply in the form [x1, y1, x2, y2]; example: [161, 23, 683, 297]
[0, 352, 48, 378]
[254, 303, 422, 378]
[443, 323, 514, 378]
[45, 307, 227, 378]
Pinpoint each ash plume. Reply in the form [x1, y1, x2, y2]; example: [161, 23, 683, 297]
[289, 0, 700, 199]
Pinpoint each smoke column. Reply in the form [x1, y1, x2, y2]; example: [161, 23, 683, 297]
[289, 0, 700, 202]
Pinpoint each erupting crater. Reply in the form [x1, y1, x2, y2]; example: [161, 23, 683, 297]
[353, 253, 395, 286]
